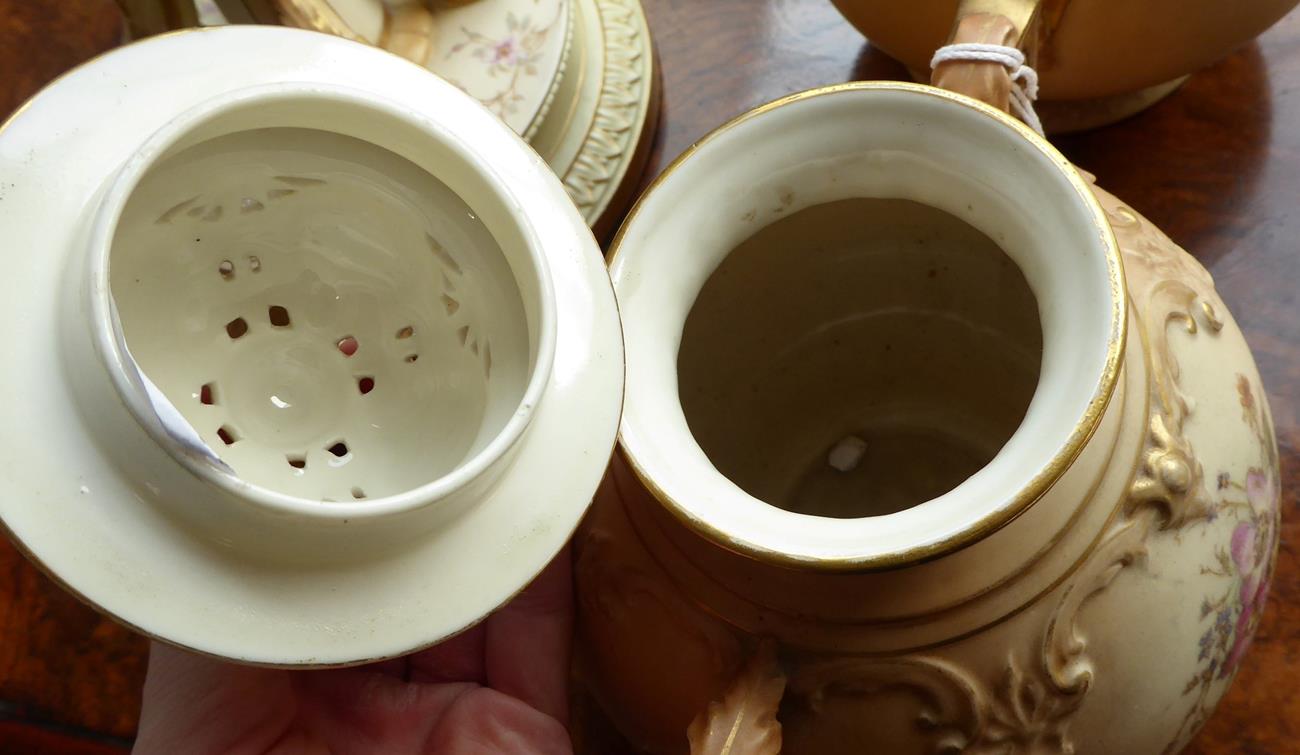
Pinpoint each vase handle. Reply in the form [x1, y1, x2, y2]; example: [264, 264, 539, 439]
[930, 0, 1045, 117]
[687, 641, 787, 755]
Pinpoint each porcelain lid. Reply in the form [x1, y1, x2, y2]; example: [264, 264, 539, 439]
[0, 26, 623, 665]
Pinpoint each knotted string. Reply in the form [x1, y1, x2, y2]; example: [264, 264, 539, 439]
[930, 42, 1044, 136]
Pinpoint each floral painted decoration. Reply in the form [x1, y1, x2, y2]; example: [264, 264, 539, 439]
[1171, 374, 1281, 749]
[445, 3, 565, 122]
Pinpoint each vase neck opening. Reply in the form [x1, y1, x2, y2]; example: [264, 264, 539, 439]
[611, 83, 1125, 569]
[678, 197, 1043, 519]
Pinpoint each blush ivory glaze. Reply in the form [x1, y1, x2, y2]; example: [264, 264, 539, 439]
[831, 0, 1299, 131]
[576, 79, 1280, 755]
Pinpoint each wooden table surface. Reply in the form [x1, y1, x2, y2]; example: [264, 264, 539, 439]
[1, 1, 1296, 752]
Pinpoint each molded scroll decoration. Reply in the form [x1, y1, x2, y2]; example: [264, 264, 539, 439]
[1090, 186, 1279, 753]
[786, 518, 1153, 754]
[787, 655, 985, 753]
[561, 0, 650, 221]
[902, 184, 1231, 755]
[1096, 186, 1219, 529]
[980, 517, 1150, 753]
[982, 655, 1083, 753]
[959, 186, 1266, 754]
[1123, 277, 1221, 528]
[688, 641, 787, 755]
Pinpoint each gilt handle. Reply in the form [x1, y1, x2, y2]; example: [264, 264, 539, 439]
[930, 0, 1045, 116]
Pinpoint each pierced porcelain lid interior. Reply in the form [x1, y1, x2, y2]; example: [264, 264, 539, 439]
[108, 118, 546, 505]
[0, 26, 623, 665]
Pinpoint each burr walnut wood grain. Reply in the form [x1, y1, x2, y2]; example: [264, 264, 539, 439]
[0, 2, 145, 748]
[0, 721, 130, 754]
[1, 0, 1297, 752]
[0, 0, 125, 118]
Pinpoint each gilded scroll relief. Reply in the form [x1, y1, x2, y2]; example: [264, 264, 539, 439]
[1076, 188, 1277, 753]
[786, 655, 985, 753]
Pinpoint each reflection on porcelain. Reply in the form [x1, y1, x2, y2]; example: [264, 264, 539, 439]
[577, 82, 1280, 754]
[0, 26, 623, 666]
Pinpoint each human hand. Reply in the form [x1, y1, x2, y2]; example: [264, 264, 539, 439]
[132, 548, 574, 755]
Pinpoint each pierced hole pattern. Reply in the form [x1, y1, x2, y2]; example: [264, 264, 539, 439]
[131, 180, 506, 505]
[226, 317, 248, 339]
[194, 225, 495, 502]
[207, 313, 431, 494]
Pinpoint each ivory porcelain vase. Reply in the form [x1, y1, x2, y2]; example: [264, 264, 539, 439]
[829, 0, 1300, 131]
[576, 83, 1281, 754]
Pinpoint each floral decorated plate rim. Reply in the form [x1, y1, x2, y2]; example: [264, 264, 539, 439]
[430, 0, 574, 136]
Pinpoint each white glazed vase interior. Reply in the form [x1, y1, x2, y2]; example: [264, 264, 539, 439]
[611, 83, 1122, 565]
[86, 84, 556, 518]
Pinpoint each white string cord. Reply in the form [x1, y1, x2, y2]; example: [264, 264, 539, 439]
[930, 43, 1044, 136]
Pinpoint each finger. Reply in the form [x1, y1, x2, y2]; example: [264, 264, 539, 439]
[300, 674, 571, 754]
[426, 687, 571, 755]
[365, 656, 410, 680]
[407, 621, 488, 685]
[134, 641, 295, 755]
[485, 545, 573, 724]
[296, 670, 479, 751]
